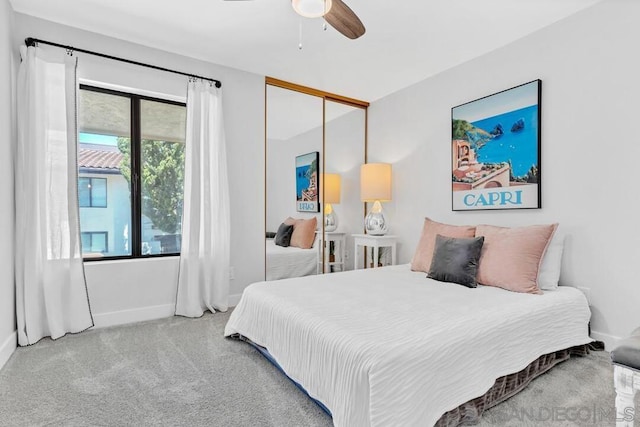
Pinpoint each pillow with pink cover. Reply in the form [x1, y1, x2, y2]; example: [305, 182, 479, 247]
[475, 223, 558, 294]
[286, 217, 317, 249]
[411, 217, 476, 273]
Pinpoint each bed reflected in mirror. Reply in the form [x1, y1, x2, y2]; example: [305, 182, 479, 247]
[265, 85, 323, 280]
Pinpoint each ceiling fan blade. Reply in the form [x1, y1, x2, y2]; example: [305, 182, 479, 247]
[324, 0, 365, 40]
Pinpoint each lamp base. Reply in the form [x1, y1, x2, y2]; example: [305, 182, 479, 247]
[325, 210, 338, 232]
[364, 201, 387, 235]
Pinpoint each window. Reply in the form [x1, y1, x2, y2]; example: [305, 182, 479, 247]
[78, 177, 107, 207]
[78, 85, 186, 259]
[81, 232, 108, 254]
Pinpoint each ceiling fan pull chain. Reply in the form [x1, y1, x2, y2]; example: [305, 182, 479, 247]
[299, 19, 303, 50]
[323, 0, 328, 31]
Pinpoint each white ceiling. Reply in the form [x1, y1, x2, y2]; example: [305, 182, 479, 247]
[10, 0, 602, 103]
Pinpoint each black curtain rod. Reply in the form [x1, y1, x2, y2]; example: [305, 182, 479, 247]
[25, 37, 222, 88]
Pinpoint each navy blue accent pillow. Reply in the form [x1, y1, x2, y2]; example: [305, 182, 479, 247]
[274, 223, 294, 247]
[427, 234, 485, 288]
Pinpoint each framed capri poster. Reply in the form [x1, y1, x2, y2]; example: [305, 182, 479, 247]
[451, 80, 541, 211]
[296, 151, 320, 212]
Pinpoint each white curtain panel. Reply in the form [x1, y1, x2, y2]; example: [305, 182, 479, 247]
[175, 80, 230, 317]
[15, 46, 93, 346]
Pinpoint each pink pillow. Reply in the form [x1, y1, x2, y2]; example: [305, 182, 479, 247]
[475, 223, 558, 294]
[411, 218, 476, 273]
[289, 217, 317, 249]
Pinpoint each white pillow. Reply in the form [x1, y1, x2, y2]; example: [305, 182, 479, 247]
[537, 228, 565, 290]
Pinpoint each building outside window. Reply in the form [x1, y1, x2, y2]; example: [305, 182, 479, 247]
[78, 85, 186, 259]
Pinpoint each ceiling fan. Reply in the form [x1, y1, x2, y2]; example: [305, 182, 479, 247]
[224, 0, 366, 40]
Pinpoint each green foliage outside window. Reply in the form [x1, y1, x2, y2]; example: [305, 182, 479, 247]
[117, 137, 185, 234]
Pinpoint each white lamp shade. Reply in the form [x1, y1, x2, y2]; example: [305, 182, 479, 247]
[323, 173, 341, 204]
[291, 0, 333, 18]
[360, 163, 392, 202]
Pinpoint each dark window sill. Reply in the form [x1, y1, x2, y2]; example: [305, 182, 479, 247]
[82, 253, 180, 262]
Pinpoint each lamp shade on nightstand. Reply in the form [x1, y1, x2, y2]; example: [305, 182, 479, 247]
[360, 163, 392, 202]
[360, 163, 392, 235]
[323, 173, 341, 232]
[324, 173, 341, 204]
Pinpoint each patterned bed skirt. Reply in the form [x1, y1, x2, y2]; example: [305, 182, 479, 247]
[230, 334, 602, 426]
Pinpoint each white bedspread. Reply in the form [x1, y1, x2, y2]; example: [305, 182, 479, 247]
[225, 264, 592, 427]
[266, 238, 318, 280]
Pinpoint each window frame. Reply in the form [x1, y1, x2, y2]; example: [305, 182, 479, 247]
[79, 84, 186, 262]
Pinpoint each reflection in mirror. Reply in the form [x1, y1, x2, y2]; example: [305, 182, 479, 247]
[323, 101, 366, 272]
[265, 85, 323, 281]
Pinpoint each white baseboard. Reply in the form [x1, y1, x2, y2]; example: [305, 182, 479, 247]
[591, 330, 621, 351]
[94, 295, 243, 329]
[92, 304, 175, 329]
[228, 293, 242, 307]
[0, 330, 17, 372]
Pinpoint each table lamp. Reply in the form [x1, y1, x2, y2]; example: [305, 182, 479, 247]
[360, 163, 392, 235]
[323, 173, 341, 232]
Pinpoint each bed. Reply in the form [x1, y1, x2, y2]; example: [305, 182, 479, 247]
[265, 237, 318, 280]
[225, 264, 592, 426]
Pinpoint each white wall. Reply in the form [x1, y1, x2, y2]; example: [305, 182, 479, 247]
[13, 13, 265, 326]
[368, 0, 639, 348]
[0, 0, 16, 370]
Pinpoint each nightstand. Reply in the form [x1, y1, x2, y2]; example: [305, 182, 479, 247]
[352, 234, 397, 269]
[317, 232, 346, 273]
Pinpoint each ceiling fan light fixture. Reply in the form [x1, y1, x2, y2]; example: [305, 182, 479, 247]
[292, 0, 332, 18]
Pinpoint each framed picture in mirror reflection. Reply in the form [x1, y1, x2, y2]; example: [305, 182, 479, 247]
[296, 151, 320, 212]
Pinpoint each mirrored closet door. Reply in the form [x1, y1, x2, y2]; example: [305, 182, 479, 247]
[265, 78, 368, 280]
[324, 100, 366, 272]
